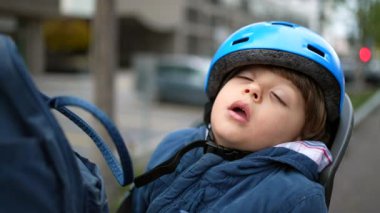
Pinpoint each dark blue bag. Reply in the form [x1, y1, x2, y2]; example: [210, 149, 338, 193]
[0, 35, 134, 212]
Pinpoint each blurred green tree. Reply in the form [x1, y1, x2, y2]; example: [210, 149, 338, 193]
[332, 0, 380, 48]
[357, 0, 380, 46]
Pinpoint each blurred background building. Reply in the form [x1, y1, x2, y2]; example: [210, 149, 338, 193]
[117, 0, 326, 66]
[117, 0, 254, 66]
[0, 0, 354, 72]
[0, 0, 59, 74]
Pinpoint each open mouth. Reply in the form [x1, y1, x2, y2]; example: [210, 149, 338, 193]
[228, 102, 250, 122]
[233, 107, 246, 117]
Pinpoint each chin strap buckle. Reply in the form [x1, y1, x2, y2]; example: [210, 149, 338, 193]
[204, 141, 250, 161]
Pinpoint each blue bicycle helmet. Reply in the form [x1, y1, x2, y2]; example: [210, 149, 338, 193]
[205, 21, 345, 126]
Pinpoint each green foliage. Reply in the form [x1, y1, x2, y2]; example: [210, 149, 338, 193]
[348, 88, 378, 109]
[358, 0, 380, 46]
[328, 0, 380, 52]
[44, 19, 91, 53]
[333, 0, 380, 48]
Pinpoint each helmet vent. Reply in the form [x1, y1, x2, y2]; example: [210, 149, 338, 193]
[307, 44, 325, 57]
[232, 37, 249, 45]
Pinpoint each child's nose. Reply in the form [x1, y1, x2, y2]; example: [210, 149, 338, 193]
[244, 84, 261, 102]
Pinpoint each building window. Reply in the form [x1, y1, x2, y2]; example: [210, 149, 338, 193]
[187, 35, 198, 55]
[186, 8, 198, 23]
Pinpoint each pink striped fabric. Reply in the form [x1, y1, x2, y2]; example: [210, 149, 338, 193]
[275, 141, 333, 172]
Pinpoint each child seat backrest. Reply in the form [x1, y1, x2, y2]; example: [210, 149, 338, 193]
[0, 35, 134, 212]
[320, 93, 354, 207]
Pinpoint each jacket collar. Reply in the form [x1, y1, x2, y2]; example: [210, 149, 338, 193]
[205, 125, 330, 181]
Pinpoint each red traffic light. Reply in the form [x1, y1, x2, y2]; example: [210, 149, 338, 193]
[359, 47, 371, 63]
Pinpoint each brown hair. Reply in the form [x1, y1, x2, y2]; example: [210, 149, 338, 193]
[204, 65, 330, 143]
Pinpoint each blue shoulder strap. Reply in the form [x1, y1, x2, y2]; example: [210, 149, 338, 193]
[43, 94, 134, 186]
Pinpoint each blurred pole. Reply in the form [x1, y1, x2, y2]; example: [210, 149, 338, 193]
[90, 0, 119, 209]
[91, 0, 117, 120]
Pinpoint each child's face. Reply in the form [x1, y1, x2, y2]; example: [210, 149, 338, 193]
[211, 66, 306, 151]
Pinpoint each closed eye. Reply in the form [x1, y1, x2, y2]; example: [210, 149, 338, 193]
[271, 92, 287, 106]
[236, 75, 253, 81]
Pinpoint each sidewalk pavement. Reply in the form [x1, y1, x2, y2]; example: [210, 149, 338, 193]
[330, 89, 380, 212]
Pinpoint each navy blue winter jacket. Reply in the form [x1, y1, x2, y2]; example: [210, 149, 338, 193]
[132, 126, 328, 212]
